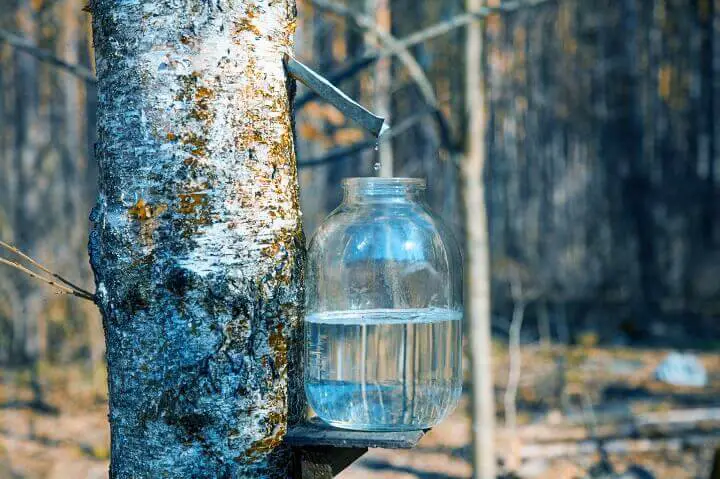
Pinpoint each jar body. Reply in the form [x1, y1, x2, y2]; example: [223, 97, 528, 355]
[304, 178, 463, 431]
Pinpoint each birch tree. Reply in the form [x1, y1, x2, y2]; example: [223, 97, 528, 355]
[88, 1, 304, 477]
[464, 0, 496, 477]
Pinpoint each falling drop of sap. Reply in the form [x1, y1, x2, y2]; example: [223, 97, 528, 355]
[375, 123, 390, 152]
[372, 122, 389, 174]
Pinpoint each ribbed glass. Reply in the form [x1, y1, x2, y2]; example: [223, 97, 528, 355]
[304, 178, 463, 431]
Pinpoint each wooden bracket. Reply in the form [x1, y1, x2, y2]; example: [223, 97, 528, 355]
[286, 418, 427, 478]
[293, 446, 367, 479]
[710, 447, 720, 479]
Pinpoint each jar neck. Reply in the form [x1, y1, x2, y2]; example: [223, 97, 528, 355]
[342, 177, 426, 204]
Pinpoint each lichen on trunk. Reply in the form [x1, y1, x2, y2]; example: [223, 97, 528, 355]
[88, 1, 304, 477]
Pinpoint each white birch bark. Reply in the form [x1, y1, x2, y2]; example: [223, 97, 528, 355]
[89, 1, 304, 476]
[463, 0, 496, 477]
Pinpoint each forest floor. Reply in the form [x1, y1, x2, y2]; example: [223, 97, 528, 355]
[1, 345, 719, 479]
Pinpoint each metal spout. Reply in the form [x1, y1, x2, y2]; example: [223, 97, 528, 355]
[286, 55, 386, 137]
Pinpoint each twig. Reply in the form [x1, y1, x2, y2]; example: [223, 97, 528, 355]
[402, 0, 555, 48]
[0, 258, 95, 302]
[0, 240, 95, 299]
[504, 265, 533, 432]
[296, 0, 554, 109]
[308, 0, 454, 148]
[298, 107, 427, 168]
[503, 263, 544, 470]
[504, 298, 526, 433]
[0, 241, 96, 302]
[298, 138, 378, 168]
[0, 28, 96, 83]
[310, 0, 437, 108]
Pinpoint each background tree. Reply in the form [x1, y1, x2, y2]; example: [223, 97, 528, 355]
[464, 1, 496, 477]
[486, 0, 720, 340]
[0, 0, 99, 392]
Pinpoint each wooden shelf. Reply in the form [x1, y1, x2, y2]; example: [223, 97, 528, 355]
[285, 417, 427, 449]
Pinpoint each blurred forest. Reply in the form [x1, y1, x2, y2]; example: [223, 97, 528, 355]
[0, 0, 100, 367]
[295, 0, 720, 346]
[1, 0, 719, 477]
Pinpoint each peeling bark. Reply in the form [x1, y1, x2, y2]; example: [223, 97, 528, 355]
[89, 1, 304, 477]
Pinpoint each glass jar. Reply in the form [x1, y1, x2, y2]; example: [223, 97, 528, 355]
[304, 177, 463, 431]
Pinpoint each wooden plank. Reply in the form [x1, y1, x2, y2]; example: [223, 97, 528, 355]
[285, 417, 427, 449]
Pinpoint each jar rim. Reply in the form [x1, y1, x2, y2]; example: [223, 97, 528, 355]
[342, 177, 426, 189]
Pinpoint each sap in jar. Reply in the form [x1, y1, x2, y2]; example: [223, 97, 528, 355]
[304, 178, 463, 431]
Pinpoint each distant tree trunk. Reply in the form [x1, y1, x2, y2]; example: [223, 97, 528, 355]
[0, 0, 97, 366]
[89, 1, 304, 477]
[9, 0, 44, 364]
[371, 0, 394, 177]
[296, 2, 339, 235]
[486, 0, 720, 325]
[463, 1, 495, 478]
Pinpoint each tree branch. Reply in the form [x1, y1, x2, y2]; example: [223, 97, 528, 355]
[0, 240, 95, 297]
[298, 107, 428, 168]
[297, 0, 554, 109]
[0, 28, 96, 83]
[310, 0, 437, 107]
[504, 298, 525, 433]
[308, 0, 455, 149]
[0, 241, 96, 302]
[0, 258, 95, 302]
[401, 0, 555, 49]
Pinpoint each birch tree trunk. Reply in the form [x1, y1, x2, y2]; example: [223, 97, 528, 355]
[463, 0, 496, 477]
[89, 1, 304, 477]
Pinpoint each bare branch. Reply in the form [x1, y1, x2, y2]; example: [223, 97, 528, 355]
[308, 0, 454, 147]
[503, 298, 526, 471]
[0, 28, 96, 83]
[0, 258, 95, 302]
[298, 107, 428, 168]
[297, 0, 554, 110]
[0, 240, 95, 299]
[400, 0, 555, 51]
[310, 0, 437, 107]
[0, 241, 96, 302]
[504, 297, 526, 433]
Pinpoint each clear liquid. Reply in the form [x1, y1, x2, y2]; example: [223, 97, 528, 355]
[305, 308, 463, 431]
